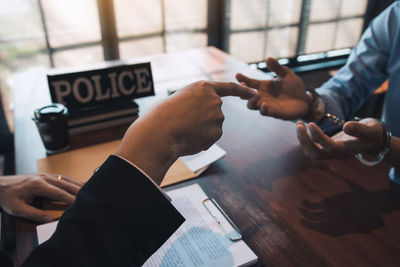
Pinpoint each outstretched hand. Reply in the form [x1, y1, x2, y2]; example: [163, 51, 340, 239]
[0, 173, 83, 222]
[296, 118, 386, 160]
[236, 57, 310, 120]
[116, 80, 255, 184]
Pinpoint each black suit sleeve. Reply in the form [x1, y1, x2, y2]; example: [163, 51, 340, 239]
[21, 155, 185, 267]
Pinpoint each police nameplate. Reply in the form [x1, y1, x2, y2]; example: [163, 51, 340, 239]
[47, 62, 154, 110]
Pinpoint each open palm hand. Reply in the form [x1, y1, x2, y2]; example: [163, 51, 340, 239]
[236, 57, 310, 120]
[296, 118, 385, 160]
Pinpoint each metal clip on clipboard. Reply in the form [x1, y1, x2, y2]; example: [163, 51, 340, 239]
[202, 198, 243, 241]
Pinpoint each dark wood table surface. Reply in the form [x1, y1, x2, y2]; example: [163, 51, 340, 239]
[11, 47, 400, 266]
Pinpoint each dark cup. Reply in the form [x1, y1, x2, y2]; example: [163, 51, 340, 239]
[32, 103, 70, 154]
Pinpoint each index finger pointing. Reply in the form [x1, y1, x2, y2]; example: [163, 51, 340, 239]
[212, 82, 256, 99]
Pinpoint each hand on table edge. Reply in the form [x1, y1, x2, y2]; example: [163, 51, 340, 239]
[0, 173, 83, 223]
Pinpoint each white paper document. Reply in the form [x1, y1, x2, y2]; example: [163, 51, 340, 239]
[36, 221, 58, 245]
[180, 144, 226, 173]
[36, 184, 257, 267]
[143, 184, 258, 267]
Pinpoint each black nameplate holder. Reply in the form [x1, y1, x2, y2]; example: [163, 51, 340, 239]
[47, 62, 154, 134]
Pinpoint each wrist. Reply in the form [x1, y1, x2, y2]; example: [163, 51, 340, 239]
[305, 90, 313, 114]
[304, 86, 326, 123]
[385, 136, 400, 168]
[355, 119, 392, 166]
[116, 120, 179, 185]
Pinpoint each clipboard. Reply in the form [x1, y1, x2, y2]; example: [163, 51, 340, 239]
[37, 184, 258, 267]
[145, 183, 258, 266]
[202, 198, 243, 241]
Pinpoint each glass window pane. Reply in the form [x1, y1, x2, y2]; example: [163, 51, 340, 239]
[230, 0, 267, 30]
[0, 50, 49, 74]
[0, 40, 46, 63]
[166, 33, 207, 52]
[0, 48, 49, 94]
[230, 31, 264, 63]
[269, 0, 302, 26]
[0, 0, 43, 41]
[335, 18, 364, 49]
[305, 22, 336, 54]
[309, 0, 340, 22]
[114, 0, 162, 38]
[53, 46, 103, 67]
[340, 0, 368, 17]
[266, 27, 298, 58]
[165, 0, 207, 31]
[41, 0, 101, 48]
[119, 37, 164, 59]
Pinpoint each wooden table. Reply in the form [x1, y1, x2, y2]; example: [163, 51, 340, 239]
[11, 47, 400, 266]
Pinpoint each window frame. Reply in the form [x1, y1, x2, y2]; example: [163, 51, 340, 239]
[0, 0, 392, 69]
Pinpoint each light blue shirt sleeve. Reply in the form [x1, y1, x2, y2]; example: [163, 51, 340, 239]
[316, 2, 397, 134]
[315, 2, 400, 184]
